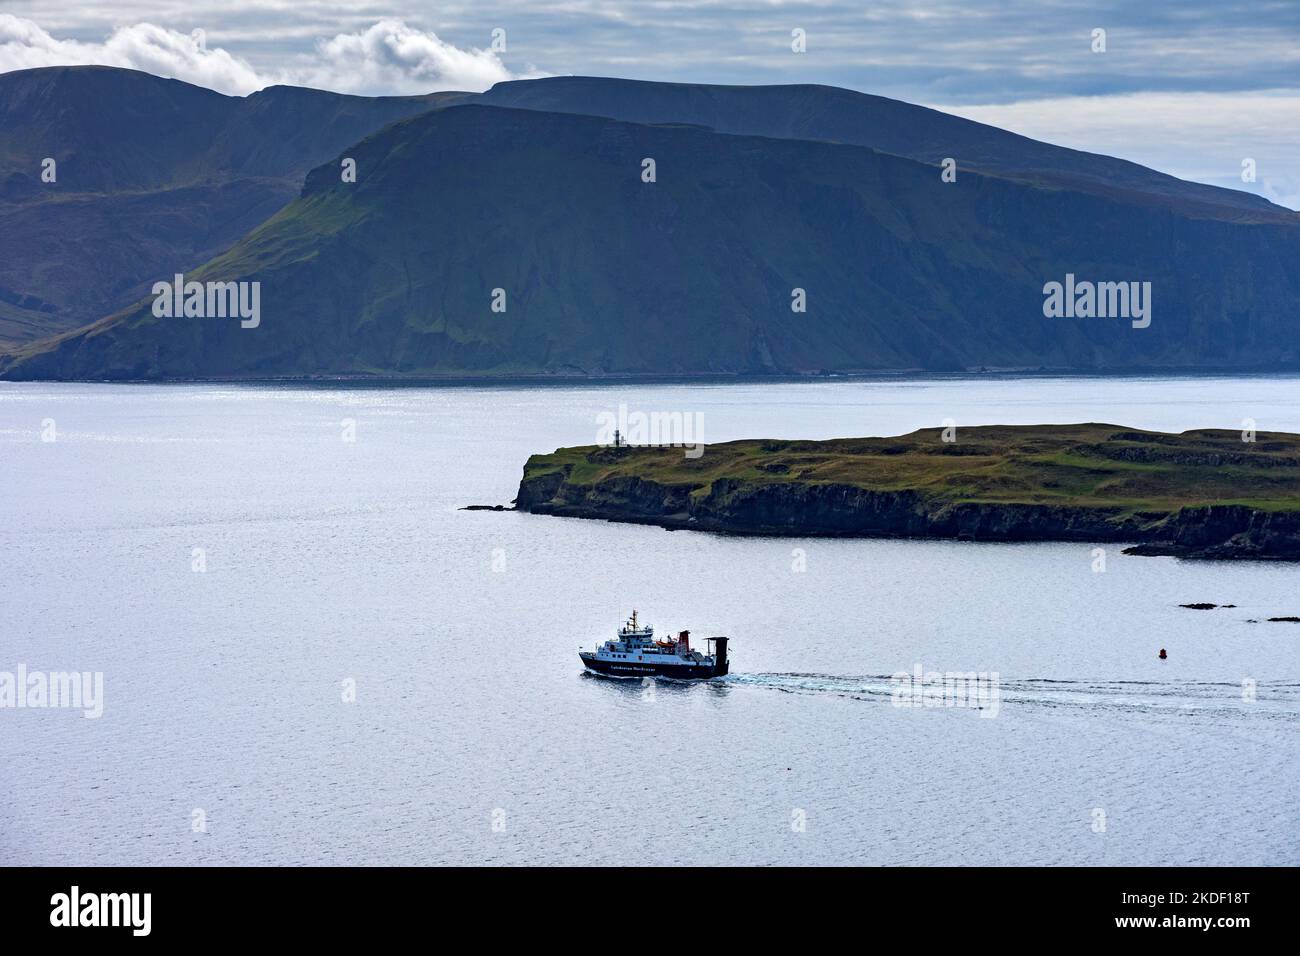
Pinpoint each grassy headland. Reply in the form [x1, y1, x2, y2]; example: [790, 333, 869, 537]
[515, 424, 1300, 560]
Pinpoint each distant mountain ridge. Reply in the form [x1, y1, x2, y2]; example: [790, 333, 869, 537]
[478, 76, 1293, 222]
[0, 67, 1295, 379]
[3, 100, 1297, 381]
[0, 66, 470, 344]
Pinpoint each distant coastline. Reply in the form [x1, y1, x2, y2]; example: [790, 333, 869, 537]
[6, 367, 1300, 388]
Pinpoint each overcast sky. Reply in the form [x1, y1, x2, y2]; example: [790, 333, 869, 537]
[2, 1, 1296, 208]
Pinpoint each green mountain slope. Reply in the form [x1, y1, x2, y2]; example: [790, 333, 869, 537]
[480, 76, 1295, 223]
[0, 66, 468, 345]
[3, 103, 1298, 381]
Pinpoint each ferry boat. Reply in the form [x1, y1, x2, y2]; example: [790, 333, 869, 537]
[580, 611, 729, 680]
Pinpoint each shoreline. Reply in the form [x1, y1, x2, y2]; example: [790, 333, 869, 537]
[5, 368, 1300, 389]
[514, 499, 1300, 561]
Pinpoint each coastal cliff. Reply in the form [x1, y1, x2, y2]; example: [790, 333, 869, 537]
[514, 424, 1300, 560]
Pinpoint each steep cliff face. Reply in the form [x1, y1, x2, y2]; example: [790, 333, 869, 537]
[1127, 506, 1300, 559]
[518, 469, 1300, 558]
[513, 426, 1300, 560]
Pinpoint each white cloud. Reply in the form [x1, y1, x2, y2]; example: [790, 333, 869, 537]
[943, 92, 1300, 211]
[0, 15, 264, 95]
[0, 15, 523, 97]
[296, 20, 517, 95]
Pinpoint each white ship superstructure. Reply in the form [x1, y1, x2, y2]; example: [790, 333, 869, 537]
[580, 611, 729, 679]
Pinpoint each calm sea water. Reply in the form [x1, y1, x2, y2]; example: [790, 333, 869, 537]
[2, 376, 1298, 866]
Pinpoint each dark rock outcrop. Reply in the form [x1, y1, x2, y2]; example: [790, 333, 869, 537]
[518, 471, 1300, 561]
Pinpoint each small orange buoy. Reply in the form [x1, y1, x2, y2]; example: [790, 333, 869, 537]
[1158, 648, 1167, 660]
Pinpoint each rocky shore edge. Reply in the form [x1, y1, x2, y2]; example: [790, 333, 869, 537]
[514, 468, 1300, 561]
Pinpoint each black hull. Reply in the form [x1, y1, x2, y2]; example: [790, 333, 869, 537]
[580, 655, 724, 680]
